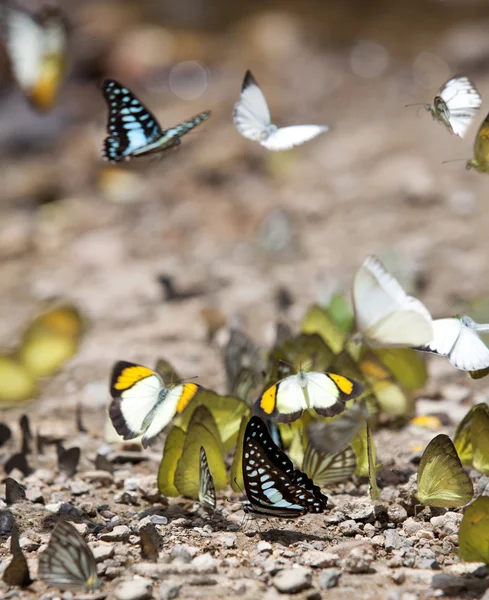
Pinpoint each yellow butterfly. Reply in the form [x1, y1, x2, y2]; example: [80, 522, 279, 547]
[458, 496, 489, 563]
[466, 110, 489, 173]
[416, 434, 473, 508]
[472, 405, 489, 476]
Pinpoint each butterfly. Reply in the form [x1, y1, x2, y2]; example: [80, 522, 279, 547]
[417, 315, 489, 372]
[302, 442, 356, 487]
[102, 79, 210, 163]
[242, 416, 329, 518]
[233, 70, 329, 151]
[471, 404, 489, 476]
[353, 255, 433, 347]
[2, 3, 68, 111]
[458, 496, 489, 564]
[199, 446, 217, 511]
[254, 368, 363, 423]
[38, 521, 100, 590]
[306, 402, 368, 455]
[466, 109, 489, 173]
[408, 76, 482, 138]
[415, 434, 473, 508]
[109, 360, 201, 448]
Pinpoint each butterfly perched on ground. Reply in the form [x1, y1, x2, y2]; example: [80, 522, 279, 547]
[458, 496, 489, 564]
[302, 442, 356, 487]
[38, 521, 100, 590]
[233, 70, 329, 151]
[466, 110, 489, 173]
[408, 76, 482, 138]
[254, 368, 363, 423]
[102, 79, 211, 162]
[1, 3, 68, 111]
[417, 315, 489, 372]
[2, 524, 32, 587]
[109, 360, 201, 448]
[242, 416, 329, 518]
[353, 255, 433, 347]
[307, 402, 368, 455]
[416, 434, 473, 508]
[199, 446, 216, 511]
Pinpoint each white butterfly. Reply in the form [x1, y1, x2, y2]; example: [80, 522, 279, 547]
[2, 4, 68, 111]
[410, 76, 482, 139]
[353, 255, 433, 347]
[418, 316, 489, 372]
[233, 70, 329, 151]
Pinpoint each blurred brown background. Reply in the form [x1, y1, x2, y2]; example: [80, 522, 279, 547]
[2, 0, 489, 406]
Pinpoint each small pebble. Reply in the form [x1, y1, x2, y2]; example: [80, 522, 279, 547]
[114, 577, 152, 600]
[257, 541, 273, 553]
[343, 547, 374, 574]
[301, 550, 339, 568]
[387, 504, 408, 524]
[430, 513, 462, 537]
[318, 568, 341, 590]
[273, 566, 312, 594]
[159, 580, 182, 600]
[100, 525, 131, 542]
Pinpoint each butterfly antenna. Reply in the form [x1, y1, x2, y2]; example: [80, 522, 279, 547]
[441, 158, 469, 164]
[233, 477, 245, 495]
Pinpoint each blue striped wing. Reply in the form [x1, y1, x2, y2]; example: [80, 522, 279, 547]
[102, 79, 165, 162]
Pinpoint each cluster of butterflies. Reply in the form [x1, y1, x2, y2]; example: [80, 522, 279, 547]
[103, 254, 489, 521]
[3, 4, 489, 171]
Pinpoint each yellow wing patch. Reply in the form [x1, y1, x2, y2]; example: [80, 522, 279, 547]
[260, 384, 277, 415]
[328, 373, 354, 395]
[114, 366, 154, 391]
[31, 55, 65, 111]
[176, 383, 199, 414]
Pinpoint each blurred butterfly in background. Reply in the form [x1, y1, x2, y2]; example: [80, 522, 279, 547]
[2, 3, 68, 111]
[199, 446, 216, 511]
[233, 70, 329, 151]
[109, 360, 201, 448]
[254, 368, 363, 423]
[415, 434, 473, 508]
[352, 255, 433, 347]
[407, 76, 481, 138]
[2, 524, 32, 587]
[302, 442, 356, 487]
[458, 496, 489, 564]
[102, 79, 211, 163]
[38, 521, 100, 590]
[242, 416, 329, 518]
[417, 315, 489, 371]
[466, 109, 489, 173]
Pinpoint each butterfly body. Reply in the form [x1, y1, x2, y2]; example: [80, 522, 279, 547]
[102, 79, 210, 163]
[233, 70, 328, 151]
[242, 416, 329, 518]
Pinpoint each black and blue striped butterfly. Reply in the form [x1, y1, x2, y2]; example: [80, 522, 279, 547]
[102, 79, 211, 163]
[242, 416, 329, 518]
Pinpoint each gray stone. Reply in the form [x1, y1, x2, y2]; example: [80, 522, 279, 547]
[301, 550, 339, 568]
[191, 553, 219, 573]
[343, 547, 374, 573]
[384, 530, 405, 552]
[158, 581, 182, 600]
[273, 567, 312, 594]
[387, 504, 408, 524]
[100, 525, 131, 542]
[90, 542, 115, 562]
[151, 515, 168, 525]
[403, 517, 424, 536]
[389, 570, 406, 585]
[257, 541, 273, 553]
[170, 545, 193, 563]
[338, 520, 360, 536]
[114, 578, 152, 600]
[318, 568, 341, 590]
[217, 533, 237, 549]
[430, 512, 463, 537]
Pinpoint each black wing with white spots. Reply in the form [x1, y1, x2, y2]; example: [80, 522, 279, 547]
[102, 79, 164, 162]
[242, 416, 329, 518]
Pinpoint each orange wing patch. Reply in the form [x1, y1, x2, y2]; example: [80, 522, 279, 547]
[114, 365, 155, 391]
[260, 385, 278, 415]
[176, 383, 199, 413]
[328, 373, 354, 395]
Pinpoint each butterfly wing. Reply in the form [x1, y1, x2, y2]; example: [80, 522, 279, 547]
[458, 496, 489, 563]
[302, 443, 356, 487]
[470, 110, 489, 172]
[233, 70, 271, 142]
[416, 434, 473, 508]
[38, 521, 99, 590]
[353, 255, 433, 346]
[102, 79, 164, 162]
[306, 402, 368, 455]
[261, 125, 329, 151]
[199, 446, 217, 511]
[305, 372, 363, 417]
[438, 76, 482, 138]
[255, 376, 307, 423]
[419, 317, 461, 357]
[471, 406, 489, 476]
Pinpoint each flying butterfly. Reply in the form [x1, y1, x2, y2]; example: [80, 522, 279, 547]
[407, 76, 481, 138]
[109, 360, 201, 448]
[38, 521, 100, 591]
[2, 3, 68, 111]
[302, 442, 356, 487]
[102, 79, 210, 163]
[416, 434, 473, 509]
[254, 368, 363, 423]
[353, 255, 433, 347]
[417, 315, 489, 372]
[466, 109, 489, 173]
[458, 496, 489, 564]
[242, 416, 329, 518]
[199, 446, 217, 512]
[233, 70, 329, 151]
